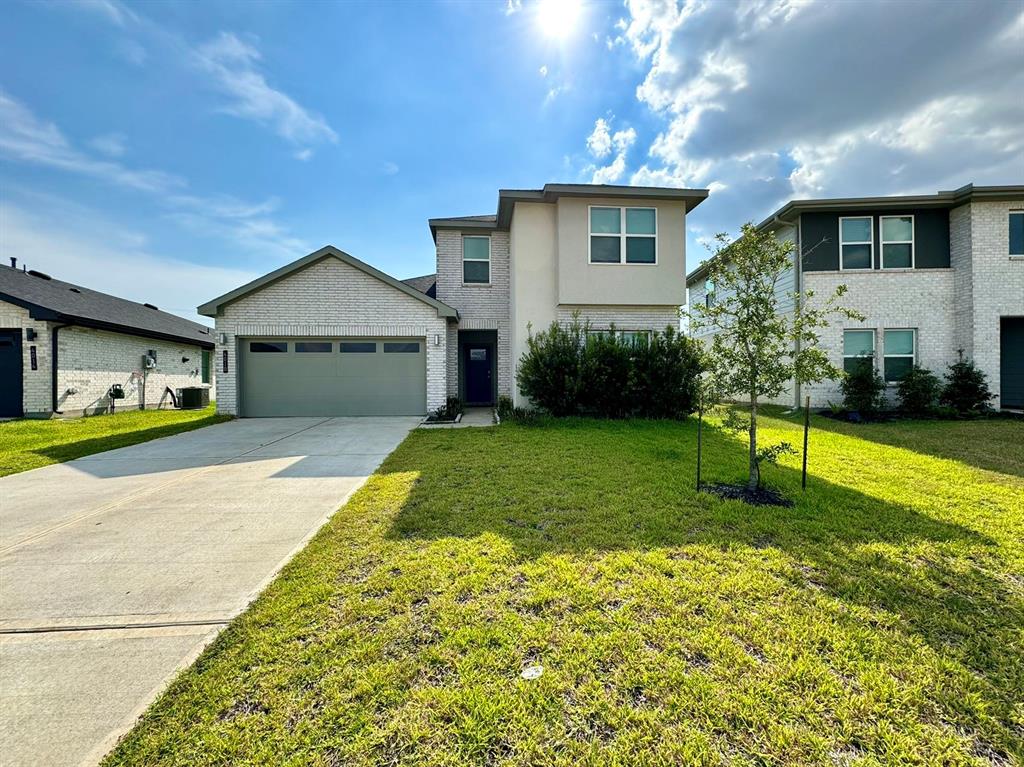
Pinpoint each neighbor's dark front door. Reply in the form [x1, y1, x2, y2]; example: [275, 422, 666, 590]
[0, 328, 24, 418]
[1001, 317, 1024, 409]
[465, 344, 493, 405]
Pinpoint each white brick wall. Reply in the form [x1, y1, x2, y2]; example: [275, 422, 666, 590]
[214, 256, 449, 415]
[956, 201, 1024, 408]
[2, 300, 210, 416]
[55, 327, 207, 415]
[0, 301, 51, 414]
[802, 269, 957, 407]
[435, 230, 512, 397]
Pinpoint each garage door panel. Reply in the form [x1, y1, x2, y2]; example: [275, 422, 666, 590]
[240, 338, 426, 417]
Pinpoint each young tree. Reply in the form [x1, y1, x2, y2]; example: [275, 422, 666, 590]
[691, 223, 862, 491]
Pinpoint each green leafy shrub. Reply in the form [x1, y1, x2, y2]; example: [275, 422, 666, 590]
[896, 365, 942, 416]
[516, 316, 586, 416]
[628, 327, 703, 418]
[431, 397, 463, 421]
[841, 357, 886, 415]
[496, 395, 514, 421]
[941, 351, 992, 414]
[580, 331, 634, 418]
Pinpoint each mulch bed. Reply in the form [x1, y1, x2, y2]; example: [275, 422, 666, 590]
[701, 483, 794, 508]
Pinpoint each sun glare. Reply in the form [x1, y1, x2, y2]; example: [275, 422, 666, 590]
[536, 0, 582, 39]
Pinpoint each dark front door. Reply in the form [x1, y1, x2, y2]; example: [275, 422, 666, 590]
[465, 344, 494, 405]
[0, 328, 24, 418]
[1000, 317, 1024, 409]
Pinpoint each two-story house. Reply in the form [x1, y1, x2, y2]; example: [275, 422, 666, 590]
[686, 184, 1024, 410]
[199, 183, 706, 417]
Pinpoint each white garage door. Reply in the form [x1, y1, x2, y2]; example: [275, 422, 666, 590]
[240, 338, 426, 417]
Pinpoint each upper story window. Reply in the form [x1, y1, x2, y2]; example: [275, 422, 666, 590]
[463, 236, 490, 284]
[880, 215, 914, 268]
[1010, 211, 1024, 256]
[589, 206, 657, 264]
[839, 216, 873, 270]
[704, 279, 715, 308]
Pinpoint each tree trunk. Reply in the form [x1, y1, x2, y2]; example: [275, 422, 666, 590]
[747, 394, 760, 491]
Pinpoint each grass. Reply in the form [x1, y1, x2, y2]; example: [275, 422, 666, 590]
[104, 409, 1023, 766]
[0, 405, 231, 477]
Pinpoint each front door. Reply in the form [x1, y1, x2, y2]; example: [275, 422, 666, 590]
[0, 328, 24, 418]
[465, 344, 493, 405]
[1001, 317, 1024, 409]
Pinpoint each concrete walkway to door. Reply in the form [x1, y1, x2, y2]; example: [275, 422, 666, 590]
[0, 416, 419, 767]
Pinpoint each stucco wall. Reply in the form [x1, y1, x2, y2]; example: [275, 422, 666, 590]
[213, 255, 449, 415]
[556, 305, 679, 332]
[556, 196, 688, 306]
[55, 327, 207, 416]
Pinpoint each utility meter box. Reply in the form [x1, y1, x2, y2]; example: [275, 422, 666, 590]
[142, 354, 156, 369]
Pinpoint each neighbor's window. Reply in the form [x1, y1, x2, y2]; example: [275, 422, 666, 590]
[839, 216, 873, 270]
[1010, 211, 1024, 256]
[589, 206, 657, 264]
[881, 215, 914, 269]
[843, 329, 875, 374]
[463, 236, 490, 284]
[883, 329, 916, 382]
[704, 279, 715, 308]
[249, 341, 287, 353]
[587, 329, 650, 345]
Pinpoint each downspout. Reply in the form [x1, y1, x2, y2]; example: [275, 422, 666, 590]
[50, 323, 71, 415]
[785, 213, 803, 409]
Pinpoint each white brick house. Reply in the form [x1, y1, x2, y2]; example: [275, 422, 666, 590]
[1, 263, 215, 418]
[686, 184, 1024, 410]
[200, 183, 707, 417]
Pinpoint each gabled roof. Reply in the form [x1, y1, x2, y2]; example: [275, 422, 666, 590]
[197, 246, 458, 319]
[686, 183, 1024, 286]
[429, 184, 709, 241]
[401, 274, 437, 298]
[0, 265, 214, 348]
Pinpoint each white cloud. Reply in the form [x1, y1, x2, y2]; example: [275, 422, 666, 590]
[114, 38, 147, 66]
[506, 0, 523, 15]
[89, 132, 127, 157]
[592, 153, 628, 184]
[294, 148, 313, 162]
[1, 199, 258, 324]
[192, 32, 338, 153]
[584, 117, 637, 184]
[539, 65, 548, 77]
[382, 161, 400, 175]
[586, 118, 613, 158]
[72, 0, 139, 27]
[0, 92, 307, 260]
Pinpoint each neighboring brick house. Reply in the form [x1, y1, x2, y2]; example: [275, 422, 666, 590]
[0, 262, 215, 418]
[686, 184, 1024, 410]
[200, 183, 707, 417]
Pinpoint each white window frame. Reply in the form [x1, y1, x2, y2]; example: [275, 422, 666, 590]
[587, 329, 651, 344]
[462, 235, 491, 286]
[882, 328, 916, 384]
[838, 215, 874, 271]
[843, 329, 876, 373]
[880, 215, 915, 269]
[588, 206, 658, 265]
[1009, 211, 1024, 257]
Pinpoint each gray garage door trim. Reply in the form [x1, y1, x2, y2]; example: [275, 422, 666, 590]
[239, 336, 427, 417]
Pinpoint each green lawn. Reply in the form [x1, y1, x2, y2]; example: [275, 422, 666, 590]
[0, 405, 231, 477]
[105, 411, 1023, 766]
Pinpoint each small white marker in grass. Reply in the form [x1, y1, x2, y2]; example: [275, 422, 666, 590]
[521, 665, 543, 680]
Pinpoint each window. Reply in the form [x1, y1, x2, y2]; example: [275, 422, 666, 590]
[883, 329, 915, 382]
[383, 342, 420, 353]
[340, 342, 376, 353]
[881, 215, 914, 268]
[469, 348, 487, 361]
[201, 350, 211, 383]
[1010, 211, 1024, 256]
[843, 330, 875, 374]
[249, 341, 287, 353]
[588, 329, 650, 345]
[839, 217, 873, 270]
[295, 342, 332, 353]
[704, 279, 715, 308]
[589, 206, 657, 264]
[463, 236, 490, 284]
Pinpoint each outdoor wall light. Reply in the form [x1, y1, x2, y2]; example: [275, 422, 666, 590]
[219, 333, 228, 345]
[434, 334, 441, 346]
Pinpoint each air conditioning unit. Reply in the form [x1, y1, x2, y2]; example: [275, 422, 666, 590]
[178, 386, 210, 410]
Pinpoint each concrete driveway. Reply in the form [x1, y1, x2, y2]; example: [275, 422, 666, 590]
[0, 416, 419, 767]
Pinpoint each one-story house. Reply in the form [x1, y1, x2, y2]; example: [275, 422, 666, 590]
[0, 262, 215, 418]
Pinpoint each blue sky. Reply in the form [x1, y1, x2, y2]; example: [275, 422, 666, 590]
[2, 0, 1021, 322]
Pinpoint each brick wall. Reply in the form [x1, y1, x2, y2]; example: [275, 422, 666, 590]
[435, 230, 512, 397]
[214, 256, 449, 415]
[55, 327, 207, 415]
[0, 301, 51, 414]
[802, 269, 957, 407]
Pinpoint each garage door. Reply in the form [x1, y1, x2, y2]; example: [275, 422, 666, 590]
[240, 338, 426, 417]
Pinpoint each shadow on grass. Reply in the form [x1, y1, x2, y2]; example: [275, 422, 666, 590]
[384, 419, 1023, 745]
[804, 410, 1024, 479]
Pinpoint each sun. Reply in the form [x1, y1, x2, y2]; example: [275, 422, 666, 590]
[536, 0, 583, 39]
